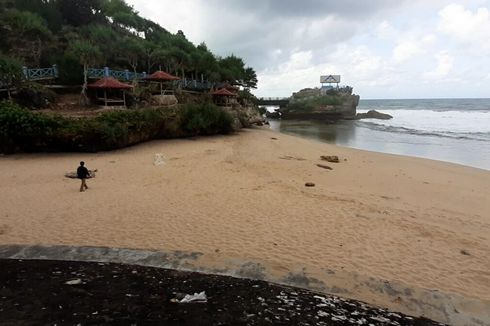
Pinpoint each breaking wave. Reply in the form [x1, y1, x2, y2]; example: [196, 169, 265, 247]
[356, 121, 490, 142]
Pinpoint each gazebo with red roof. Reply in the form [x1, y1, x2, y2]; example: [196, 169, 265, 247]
[211, 88, 238, 106]
[143, 70, 180, 95]
[87, 77, 133, 107]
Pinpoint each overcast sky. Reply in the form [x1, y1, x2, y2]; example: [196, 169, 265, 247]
[127, 0, 490, 99]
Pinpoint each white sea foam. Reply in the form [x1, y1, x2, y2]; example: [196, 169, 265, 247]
[357, 98, 490, 142]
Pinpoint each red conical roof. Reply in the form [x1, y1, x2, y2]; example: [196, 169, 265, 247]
[211, 88, 237, 96]
[87, 77, 133, 89]
[144, 70, 180, 81]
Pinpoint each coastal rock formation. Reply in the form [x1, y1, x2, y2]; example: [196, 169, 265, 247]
[265, 110, 281, 119]
[355, 110, 393, 120]
[224, 105, 265, 130]
[280, 94, 360, 120]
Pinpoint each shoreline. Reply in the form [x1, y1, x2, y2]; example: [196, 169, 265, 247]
[272, 126, 490, 172]
[0, 127, 489, 324]
[269, 120, 490, 171]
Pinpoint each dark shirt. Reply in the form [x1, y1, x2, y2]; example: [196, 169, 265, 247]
[77, 166, 89, 179]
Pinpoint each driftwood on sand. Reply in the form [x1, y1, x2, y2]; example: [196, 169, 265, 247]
[64, 170, 97, 179]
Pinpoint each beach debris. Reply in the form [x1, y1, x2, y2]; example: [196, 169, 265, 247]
[305, 182, 315, 187]
[317, 311, 329, 317]
[177, 291, 207, 303]
[320, 155, 340, 163]
[271, 137, 278, 140]
[65, 278, 82, 285]
[64, 169, 97, 179]
[370, 315, 391, 323]
[280, 156, 306, 161]
[153, 153, 166, 166]
[316, 164, 333, 170]
[460, 249, 470, 256]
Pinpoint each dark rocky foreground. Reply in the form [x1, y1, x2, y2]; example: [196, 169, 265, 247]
[0, 259, 444, 325]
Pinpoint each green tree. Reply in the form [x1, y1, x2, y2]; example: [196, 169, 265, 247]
[243, 67, 258, 89]
[141, 40, 170, 73]
[12, 0, 63, 32]
[0, 52, 23, 99]
[58, 0, 104, 27]
[67, 40, 102, 104]
[83, 24, 118, 64]
[168, 47, 190, 78]
[118, 37, 144, 82]
[0, 9, 53, 65]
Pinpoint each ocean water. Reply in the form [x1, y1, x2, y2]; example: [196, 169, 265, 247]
[268, 98, 490, 170]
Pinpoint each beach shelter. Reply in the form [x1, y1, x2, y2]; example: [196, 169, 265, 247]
[143, 70, 180, 95]
[211, 88, 238, 106]
[87, 77, 133, 107]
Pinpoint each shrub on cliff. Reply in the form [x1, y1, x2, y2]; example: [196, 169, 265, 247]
[179, 103, 233, 135]
[15, 82, 58, 109]
[0, 101, 233, 153]
[0, 101, 176, 152]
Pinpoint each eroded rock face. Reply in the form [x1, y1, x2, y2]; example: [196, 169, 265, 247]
[265, 111, 281, 119]
[355, 110, 393, 120]
[224, 105, 266, 130]
[151, 95, 178, 106]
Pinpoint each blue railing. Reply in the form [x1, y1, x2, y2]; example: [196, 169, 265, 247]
[87, 67, 147, 81]
[22, 65, 58, 81]
[258, 97, 290, 101]
[85, 67, 247, 92]
[175, 79, 216, 90]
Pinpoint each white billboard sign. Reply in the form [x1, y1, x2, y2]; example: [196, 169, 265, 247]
[320, 75, 341, 83]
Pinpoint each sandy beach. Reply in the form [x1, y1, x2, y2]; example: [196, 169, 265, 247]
[1, 127, 489, 323]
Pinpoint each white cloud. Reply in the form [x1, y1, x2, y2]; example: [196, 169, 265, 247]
[393, 41, 423, 63]
[423, 52, 454, 80]
[438, 4, 490, 44]
[375, 21, 398, 40]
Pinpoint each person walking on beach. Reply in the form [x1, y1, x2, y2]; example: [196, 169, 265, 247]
[77, 161, 90, 192]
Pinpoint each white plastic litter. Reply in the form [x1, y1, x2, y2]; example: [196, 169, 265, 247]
[153, 153, 166, 166]
[65, 279, 82, 285]
[179, 291, 207, 303]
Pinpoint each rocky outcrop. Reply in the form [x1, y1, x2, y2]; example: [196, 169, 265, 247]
[223, 105, 265, 130]
[355, 110, 393, 120]
[265, 110, 281, 119]
[280, 94, 360, 120]
[151, 94, 178, 106]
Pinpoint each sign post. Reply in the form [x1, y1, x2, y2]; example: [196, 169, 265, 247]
[320, 75, 341, 89]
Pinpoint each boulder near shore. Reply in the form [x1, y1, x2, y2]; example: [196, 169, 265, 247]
[355, 110, 393, 120]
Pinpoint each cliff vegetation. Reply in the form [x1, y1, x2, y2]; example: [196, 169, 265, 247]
[0, 101, 235, 153]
